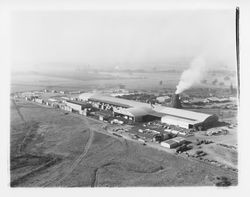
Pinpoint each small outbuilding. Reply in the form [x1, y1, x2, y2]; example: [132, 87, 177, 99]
[160, 139, 179, 149]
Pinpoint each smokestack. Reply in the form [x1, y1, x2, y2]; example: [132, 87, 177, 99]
[171, 94, 182, 109]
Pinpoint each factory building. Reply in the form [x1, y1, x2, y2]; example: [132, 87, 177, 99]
[154, 105, 218, 130]
[87, 95, 163, 122]
[78, 93, 218, 129]
[65, 100, 93, 113]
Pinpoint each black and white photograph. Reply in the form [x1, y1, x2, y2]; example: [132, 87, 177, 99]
[1, 0, 250, 193]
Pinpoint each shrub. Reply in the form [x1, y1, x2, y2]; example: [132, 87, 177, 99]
[216, 176, 232, 187]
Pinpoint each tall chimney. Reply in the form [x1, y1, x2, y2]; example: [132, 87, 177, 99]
[171, 94, 182, 109]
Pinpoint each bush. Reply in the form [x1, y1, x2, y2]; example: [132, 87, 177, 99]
[216, 176, 232, 187]
[195, 150, 203, 155]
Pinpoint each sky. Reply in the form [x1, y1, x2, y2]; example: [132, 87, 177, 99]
[10, 9, 237, 72]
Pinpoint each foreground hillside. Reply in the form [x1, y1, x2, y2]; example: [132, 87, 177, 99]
[10, 99, 237, 187]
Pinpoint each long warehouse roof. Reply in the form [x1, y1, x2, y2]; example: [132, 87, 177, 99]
[153, 105, 212, 122]
[88, 94, 148, 108]
[66, 100, 92, 108]
[79, 93, 215, 122]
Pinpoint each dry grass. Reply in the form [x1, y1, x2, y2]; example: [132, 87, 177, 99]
[10, 100, 238, 187]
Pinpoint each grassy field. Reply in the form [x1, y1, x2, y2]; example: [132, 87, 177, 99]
[10, 99, 238, 187]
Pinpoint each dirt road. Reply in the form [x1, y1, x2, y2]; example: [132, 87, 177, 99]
[56, 130, 94, 185]
[42, 117, 95, 187]
[12, 99, 25, 123]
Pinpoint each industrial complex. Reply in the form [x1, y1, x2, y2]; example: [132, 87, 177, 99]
[16, 88, 237, 155]
[11, 86, 238, 187]
[78, 93, 218, 130]
[21, 90, 219, 131]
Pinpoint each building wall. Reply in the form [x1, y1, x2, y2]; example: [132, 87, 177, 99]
[65, 106, 72, 112]
[79, 109, 87, 116]
[161, 116, 191, 129]
[161, 115, 218, 130]
[66, 102, 82, 111]
[160, 141, 178, 149]
[134, 116, 142, 122]
[113, 107, 132, 117]
[161, 118, 218, 130]
[35, 98, 43, 104]
[142, 115, 161, 122]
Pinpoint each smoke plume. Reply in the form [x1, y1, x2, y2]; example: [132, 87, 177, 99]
[175, 57, 206, 94]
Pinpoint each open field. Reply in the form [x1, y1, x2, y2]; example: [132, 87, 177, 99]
[182, 105, 238, 169]
[10, 99, 237, 187]
[11, 69, 237, 93]
[202, 144, 237, 169]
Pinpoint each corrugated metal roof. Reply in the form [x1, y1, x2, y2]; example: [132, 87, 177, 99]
[85, 94, 215, 122]
[161, 115, 198, 124]
[66, 100, 92, 108]
[88, 94, 147, 108]
[172, 137, 185, 143]
[126, 107, 152, 117]
[153, 105, 212, 123]
[161, 139, 178, 145]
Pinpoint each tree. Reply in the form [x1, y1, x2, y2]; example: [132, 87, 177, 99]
[212, 79, 218, 85]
